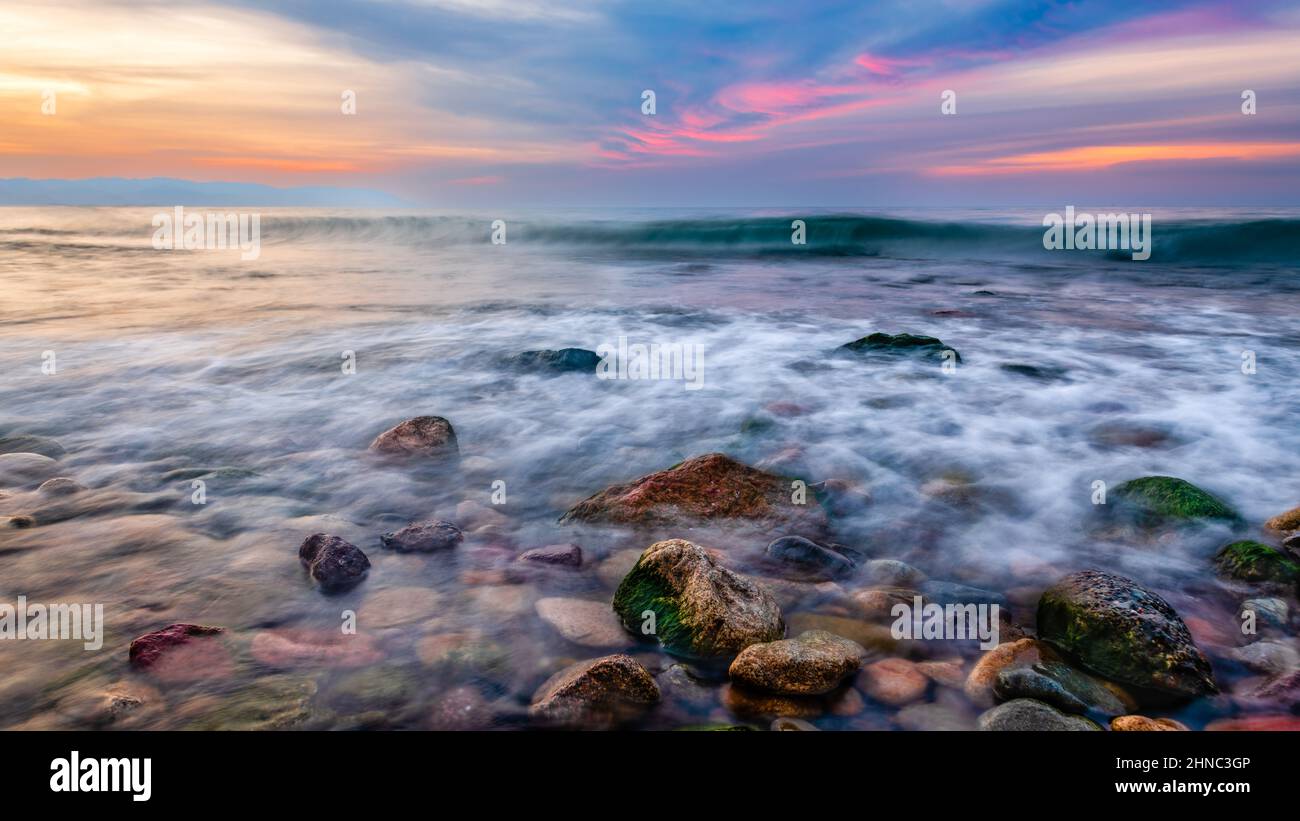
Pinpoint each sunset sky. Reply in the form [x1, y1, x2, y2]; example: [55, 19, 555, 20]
[3, 0, 1300, 206]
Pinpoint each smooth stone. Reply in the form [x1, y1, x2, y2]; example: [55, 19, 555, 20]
[360, 586, 441, 628]
[1037, 570, 1217, 701]
[529, 654, 659, 729]
[37, 477, 85, 496]
[298, 533, 371, 592]
[916, 659, 966, 688]
[764, 535, 854, 580]
[518, 543, 583, 567]
[612, 539, 784, 659]
[249, 628, 383, 668]
[0, 435, 66, 459]
[895, 702, 976, 731]
[535, 597, 629, 648]
[994, 666, 1086, 713]
[1229, 640, 1300, 674]
[851, 586, 921, 620]
[918, 580, 1008, 609]
[857, 657, 928, 706]
[977, 698, 1101, 731]
[964, 638, 1052, 708]
[1240, 597, 1289, 630]
[0, 453, 59, 485]
[368, 416, 459, 460]
[862, 559, 926, 587]
[727, 630, 865, 695]
[1111, 715, 1189, 731]
[379, 519, 463, 553]
[721, 684, 823, 719]
[785, 613, 898, 654]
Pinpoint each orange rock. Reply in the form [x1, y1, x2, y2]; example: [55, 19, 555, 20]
[1111, 715, 1189, 731]
[858, 657, 928, 706]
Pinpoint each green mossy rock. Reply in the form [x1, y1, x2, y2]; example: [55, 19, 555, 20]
[613, 539, 784, 660]
[1037, 570, 1217, 702]
[1215, 540, 1300, 584]
[1108, 476, 1241, 528]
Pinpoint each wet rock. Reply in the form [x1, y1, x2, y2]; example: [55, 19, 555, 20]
[965, 638, 1053, 707]
[1264, 504, 1300, 535]
[1246, 668, 1300, 701]
[658, 663, 718, 709]
[37, 477, 84, 496]
[1037, 570, 1217, 701]
[428, 685, 497, 730]
[1229, 640, 1300, 674]
[1240, 598, 1289, 630]
[1106, 476, 1242, 530]
[721, 684, 823, 719]
[785, 613, 898, 655]
[851, 587, 921, 620]
[518, 542, 582, 567]
[977, 698, 1101, 731]
[379, 519, 463, 553]
[361, 586, 442, 628]
[994, 666, 1087, 714]
[368, 416, 459, 460]
[612, 539, 784, 659]
[560, 453, 826, 535]
[862, 559, 926, 587]
[529, 654, 659, 728]
[999, 363, 1069, 382]
[0, 435, 65, 459]
[5, 514, 35, 529]
[895, 702, 976, 731]
[1215, 540, 1299, 584]
[857, 657, 928, 706]
[180, 675, 316, 730]
[508, 348, 601, 374]
[770, 717, 819, 731]
[764, 535, 854, 580]
[0, 452, 59, 486]
[916, 659, 966, 688]
[837, 332, 961, 363]
[250, 628, 383, 668]
[1087, 422, 1178, 450]
[1110, 715, 1189, 731]
[415, 632, 508, 680]
[298, 533, 371, 592]
[536, 597, 629, 648]
[129, 624, 232, 682]
[918, 580, 1007, 609]
[727, 630, 864, 695]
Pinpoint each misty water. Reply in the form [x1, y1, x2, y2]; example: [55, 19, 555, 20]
[1, 206, 1298, 730]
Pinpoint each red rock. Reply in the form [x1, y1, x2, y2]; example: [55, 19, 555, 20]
[128, 624, 231, 682]
[518, 543, 582, 567]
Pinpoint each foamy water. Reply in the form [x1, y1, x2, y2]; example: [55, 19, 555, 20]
[1, 206, 1298, 729]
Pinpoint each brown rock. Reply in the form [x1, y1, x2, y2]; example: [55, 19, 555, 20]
[858, 657, 928, 706]
[518, 543, 582, 567]
[1265, 504, 1300, 535]
[559, 452, 826, 535]
[1111, 715, 1189, 731]
[535, 597, 629, 648]
[727, 630, 864, 695]
[916, 658, 966, 688]
[380, 520, 463, 552]
[530, 654, 659, 728]
[964, 638, 1052, 708]
[721, 684, 823, 719]
[298, 533, 370, 592]
[369, 416, 459, 460]
[250, 628, 383, 668]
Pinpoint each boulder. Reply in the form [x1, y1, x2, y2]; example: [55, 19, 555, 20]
[298, 534, 371, 592]
[508, 348, 600, 374]
[379, 520, 463, 553]
[1111, 715, 1189, 731]
[560, 453, 825, 535]
[529, 654, 659, 728]
[518, 543, 582, 567]
[368, 416, 459, 460]
[1106, 476, 1241, 529]
[0, 452, 59, 485]
[612, 539, 784, 659]
[0, 435, 66, 459]
[837, 332, 961, 363]
[1264, 504, 1300, 535]
[764, 535, 854, 580]
[727, 630, 864, 695]
[1037, 570, 1217, 701]
[977, 698, 1101, 731]
[1215, 540, 1299, 584]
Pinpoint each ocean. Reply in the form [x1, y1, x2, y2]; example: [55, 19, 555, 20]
[1, 206, 1298, 729]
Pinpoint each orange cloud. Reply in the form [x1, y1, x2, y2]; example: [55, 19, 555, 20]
[931, 143, 1300, 175]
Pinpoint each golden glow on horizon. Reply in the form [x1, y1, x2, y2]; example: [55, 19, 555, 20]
[931, 143, 1300, 175]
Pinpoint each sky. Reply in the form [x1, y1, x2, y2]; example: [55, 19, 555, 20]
[3, 0, 1300, 206]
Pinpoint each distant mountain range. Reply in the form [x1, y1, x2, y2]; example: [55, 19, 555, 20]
[0, 177, 406, 206]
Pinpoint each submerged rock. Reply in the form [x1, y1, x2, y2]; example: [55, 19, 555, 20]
[250, 628, 383, 668]
[129, 623, 226, 668]
[612, 539, 784, 659]
[0, 435, 66, 459]
[857, 657, 929, 706]
[1037, 570, 1217, 701]
[1106, 476, 1241, 529]
[535, 597, 629, 648]
[368, 416, 459, 461]
[0, 453, 59, 485]
[518, 542, 583, 567]
[529, 654, 660, 728]
[990, 661, 1133, 716]
[129, 624, 231, 682]
[977, 698, 1101, 731]
[1215, 540, 1300, 584]
[999, 363, 1069, 382]
[727, 630, 864, 695]
[298, 533, 371, 592]
[1110, 715, 1189, 731]
[764, 535, 855, 580]
[379, 519, 463, 553]
[965, 638, 1053, 707]
[36, 477, 85, 496]
[837, 332, 961, 363]
[508, 348, 601, 374]
[1264, 504, 1300, 535]
[560, 453, 825, 535]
